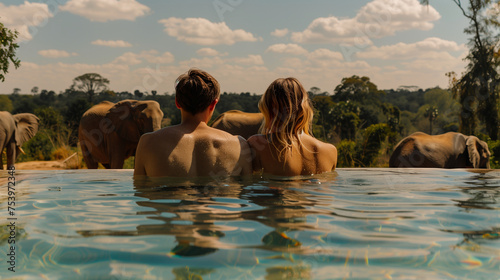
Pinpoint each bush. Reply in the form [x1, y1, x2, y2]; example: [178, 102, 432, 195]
[17, 133, 53, 162]
[337, 140, 356, 167]
[358, 123, 389, 167]
[487, 140, 500, 169]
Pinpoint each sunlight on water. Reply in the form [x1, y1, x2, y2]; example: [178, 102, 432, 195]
[1, 169, 499, 279]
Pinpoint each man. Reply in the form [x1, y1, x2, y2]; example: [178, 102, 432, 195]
[134, 68, 252, 177]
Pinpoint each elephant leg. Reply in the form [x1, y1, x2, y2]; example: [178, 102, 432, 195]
[102, 163, 111, 169]
[6, 141, 16, 170]
[108, 135, 126, 169]
[80, 141, 99, 169]
[110, 157, 125, 169]
[0, 149, 3, 170]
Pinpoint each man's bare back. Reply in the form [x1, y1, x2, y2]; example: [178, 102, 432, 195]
[248, 133, 337, 176]
[134, 123, 252, 177]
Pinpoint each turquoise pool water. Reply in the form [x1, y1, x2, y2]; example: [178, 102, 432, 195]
[1, 168, 499, 279]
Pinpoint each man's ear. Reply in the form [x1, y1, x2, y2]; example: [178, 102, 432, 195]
[175, 97, 181, 109]
[208, 99, 219, 111]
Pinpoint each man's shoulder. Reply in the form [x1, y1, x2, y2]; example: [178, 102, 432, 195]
[204, 126, 242, 142]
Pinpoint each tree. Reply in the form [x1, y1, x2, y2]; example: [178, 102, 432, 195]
[381, 103, 402, 146]
[330, 101, 361, 141]
[70, 73, 110, 103]
[0, 95, 13, 111]
[425, 105, 439, 135]
[332, 75, 386, 128]
[134, 89, 144, 99]
[312, 95, 335, 139]
[358, 123, 390, 167]
[0, 22, 20, 82]
[426, 0, 500, 139]
[332, 75, 384, 104]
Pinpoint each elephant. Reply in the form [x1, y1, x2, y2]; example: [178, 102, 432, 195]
[78, 99, 164, 169]
[0, 111, 39, 170]
[211, 110, 264, 139]
[389, 132, 491, 168]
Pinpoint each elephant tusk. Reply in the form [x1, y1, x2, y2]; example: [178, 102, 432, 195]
[19, 147, 26, 155]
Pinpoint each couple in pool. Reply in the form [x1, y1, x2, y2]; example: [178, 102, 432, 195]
[134, 68, 337, 178]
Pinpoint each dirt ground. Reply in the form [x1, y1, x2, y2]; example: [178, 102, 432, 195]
[10, 161, 68, 170]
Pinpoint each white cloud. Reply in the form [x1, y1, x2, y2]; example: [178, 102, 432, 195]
[271, 28, 289, 37]
[92, 40, 132, 48]
[158, 17, 258, 45]
[402, 51, 466, 72]
[308, 48, 344, 61]
[232, 55, 264, 65]
[112, 50, 175, 65]
[38, 49, 78, 58]
[291, 0, 440, 45]
[196, 48, 227, 57]
[266, 44, 344, 63]
[0, 2, 54, 41]
[112, 52, 143, 65]
[266, 44, 308, 55]
[60, 0, 150, 22]
[357, 37, 466, 59]
[144, 51, 175, 64]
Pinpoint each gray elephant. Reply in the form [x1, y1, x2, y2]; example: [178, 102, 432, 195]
[0, 111, 40, 169]
[389, 132, 491, 168]
[78, 100, 164, 169]
[211, 110, 264, 139]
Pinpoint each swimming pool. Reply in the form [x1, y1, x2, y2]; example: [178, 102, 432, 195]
[1, 168, 499, 279]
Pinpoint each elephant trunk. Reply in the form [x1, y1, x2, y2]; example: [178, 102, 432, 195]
[152, 118, 162, 131]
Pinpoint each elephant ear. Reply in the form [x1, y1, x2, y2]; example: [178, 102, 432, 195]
[466, 136, 483, 168]
[106, 101, 148, 142]
[13, 113, 40, 147]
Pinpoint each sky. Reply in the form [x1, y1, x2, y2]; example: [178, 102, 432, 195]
[0, 0, 473, 95]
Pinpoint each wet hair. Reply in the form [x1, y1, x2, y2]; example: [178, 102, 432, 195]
[175, 68, 220, 115]
[258, 77, 314, 158]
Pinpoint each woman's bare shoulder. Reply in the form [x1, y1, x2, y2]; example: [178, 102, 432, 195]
[302, 134, 336, 152]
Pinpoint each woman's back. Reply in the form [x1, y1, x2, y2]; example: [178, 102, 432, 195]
[252, 77, 337, 176]
[248, 134, 337, 176]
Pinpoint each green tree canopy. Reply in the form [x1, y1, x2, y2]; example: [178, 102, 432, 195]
[332, 75, 384, 104]
[0, 21, 20, 82]
[70, 73, 110, 103]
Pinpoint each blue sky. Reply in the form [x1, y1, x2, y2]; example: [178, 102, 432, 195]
[0, 0, 472, 95]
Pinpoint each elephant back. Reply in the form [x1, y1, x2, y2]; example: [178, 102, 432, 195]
[79, 101, 115, 128]
[212, 110, 264, 139]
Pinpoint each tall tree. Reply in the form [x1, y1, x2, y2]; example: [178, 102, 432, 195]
[425, 105, 439, 135]
[426, 0, 500, 139]
[70, 73, 110, 103]
[0, 22, 20, 82]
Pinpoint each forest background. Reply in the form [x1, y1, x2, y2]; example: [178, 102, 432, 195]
[1, 73, 499, 169]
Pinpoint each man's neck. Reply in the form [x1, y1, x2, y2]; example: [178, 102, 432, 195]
[180, 109, 211, 128]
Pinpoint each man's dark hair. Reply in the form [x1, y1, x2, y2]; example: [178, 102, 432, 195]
[175, 68, 220, 115]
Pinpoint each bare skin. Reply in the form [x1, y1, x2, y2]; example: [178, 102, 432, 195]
[248, 134, 337, 176]
[134, 100, 252, 177]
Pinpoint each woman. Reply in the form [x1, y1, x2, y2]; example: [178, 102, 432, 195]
[248, 77, 337, 176]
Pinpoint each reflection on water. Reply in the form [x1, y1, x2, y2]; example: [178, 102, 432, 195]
[0, 169, 499, 279]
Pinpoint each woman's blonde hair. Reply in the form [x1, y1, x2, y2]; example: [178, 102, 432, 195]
[259, 77, 314, 158]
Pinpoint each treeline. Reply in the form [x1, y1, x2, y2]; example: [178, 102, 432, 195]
[1, 74, 499, 167]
